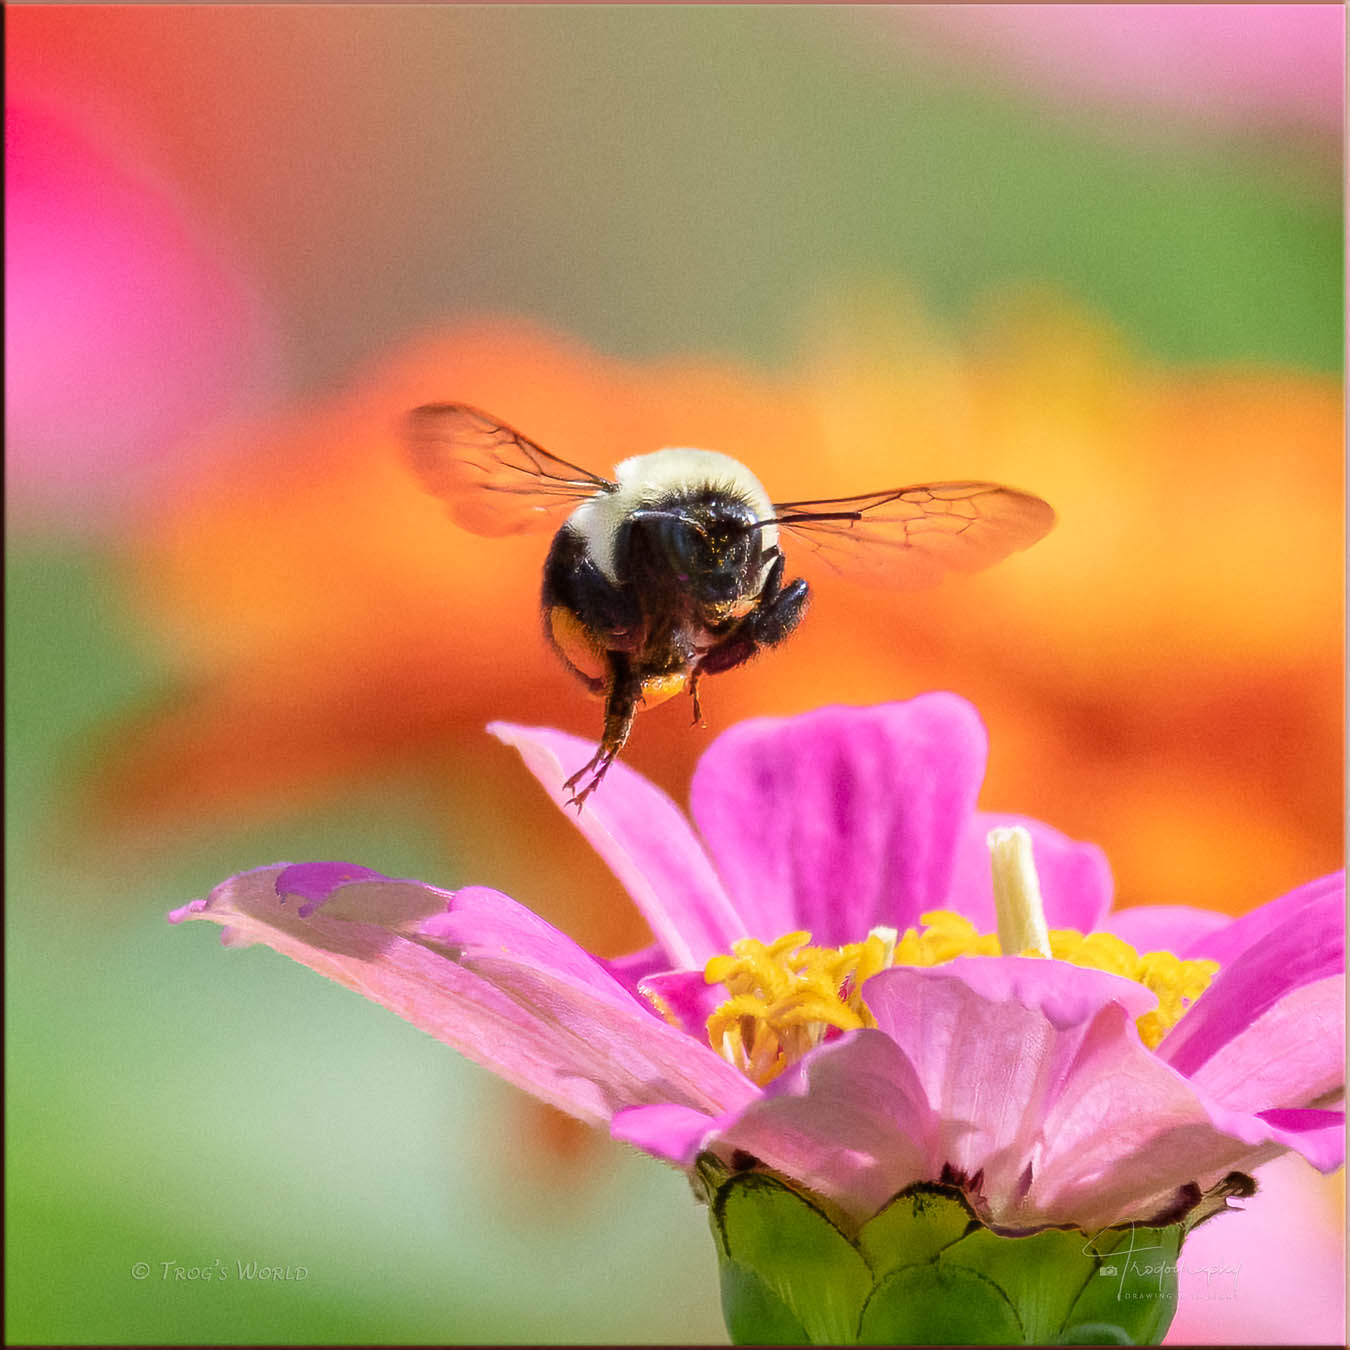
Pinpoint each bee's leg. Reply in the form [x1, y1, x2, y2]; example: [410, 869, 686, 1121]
[688, 669, 705, 727]
[562, 657, 640, 809]
[698, 571, 810, 678]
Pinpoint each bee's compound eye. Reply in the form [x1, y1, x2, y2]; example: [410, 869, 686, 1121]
[653, 517, 703, 572]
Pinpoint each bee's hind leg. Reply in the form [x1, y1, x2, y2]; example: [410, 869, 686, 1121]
[563, 658, 640, 810]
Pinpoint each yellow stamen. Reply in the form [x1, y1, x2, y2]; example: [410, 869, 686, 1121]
[889, 909, 1220, 1050]
[703, 838, 1219, 1082]
[703, 929, 889, 1085]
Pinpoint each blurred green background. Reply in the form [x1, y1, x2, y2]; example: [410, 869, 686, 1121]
[6, 6, 1342, 1344]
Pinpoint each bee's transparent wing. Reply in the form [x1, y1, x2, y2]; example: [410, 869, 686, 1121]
[771, 483, 1055, 589]
[402, 403, 616, 536]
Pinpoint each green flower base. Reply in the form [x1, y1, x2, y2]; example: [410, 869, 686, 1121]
[699, 1160, 1249, 1346]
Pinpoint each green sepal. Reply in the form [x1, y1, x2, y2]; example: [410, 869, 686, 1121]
[705, 1160, 1197, 1345]
[858, 1262, 1023, 1345]
[856, 1183, 979, 1277]
[1058, 1223, 1184, 1346]
[717, 1259, 812, 1345]
[712, 1173, 873, 1345]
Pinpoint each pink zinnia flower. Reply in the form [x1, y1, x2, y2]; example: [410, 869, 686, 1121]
[171, 695, 1344, 1234]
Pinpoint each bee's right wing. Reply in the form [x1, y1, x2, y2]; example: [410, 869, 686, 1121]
[771, 482, 1054, 589]
[402, 403, 617, 536]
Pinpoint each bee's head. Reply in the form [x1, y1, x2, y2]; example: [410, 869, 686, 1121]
[640, 500, 765, 619]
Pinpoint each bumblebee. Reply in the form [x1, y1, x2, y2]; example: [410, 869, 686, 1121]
[403, 403, 1054, 806]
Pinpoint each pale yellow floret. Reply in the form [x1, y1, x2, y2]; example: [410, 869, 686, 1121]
[988, 825, 1052, 957]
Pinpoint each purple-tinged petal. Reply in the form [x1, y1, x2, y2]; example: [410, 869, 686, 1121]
[1099, 903, 1232, 955]
[611, 1102, 718, 1166]
[946, 811, 1113, 934]
[1252, 1108, 1345, 1172]
[275, 861, 391, 916]
[173, 864, 756, 1129]
[1188, 871, 1345, 965]
[1027, 1092, 1341, 1231]
[488, 722, 747, 967]
[637, 967, 723, 1040]
[417, 884, 650, 1012]
[688, 695, 987, 947]
[1159, 876, 1345, 1081]
[703, 1028, 943, 1224]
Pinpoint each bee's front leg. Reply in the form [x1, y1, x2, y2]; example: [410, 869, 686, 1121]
[697, 567, 810, 679]
[688, 668, 705, 727]
[563, 655, 640, 809]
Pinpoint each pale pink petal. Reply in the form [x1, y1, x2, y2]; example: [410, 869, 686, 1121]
[171, 864, 755, 1128]
[703, 1029, 943, 1224]
[946, 811, 1113, 933]
[1029, 1089, 1345, 1232]
[869, 954, 1159, 1032]
[863, 960, 1162, 1223]
[1101, 903, 1232, 955]
[488, 722, 747, 967]
[844, 960, 1336, 1229]
[688, 695, 987, 946]
[1160, 875, 1345, 1081]
[416, 883, 647, 1011]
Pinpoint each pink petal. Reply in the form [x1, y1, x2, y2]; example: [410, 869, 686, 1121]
[610, 1102, 719, 1165]
[598, 943, 669, 1000]
[637, 968, 722, 1040]
[708, 958, 1344, 1230]
[1167, 975, 1345, 1115]
[488, 722, 747, 967]
[1160, 875, 1345, 1082]
[1191, 872, 1345, 965]
[703, 1028, 943, 1224]
[1250, 1108, 1344, 1173]
[172, 864, 755, 1129]
[688, 695, 987, 946]
[946, 811, 1114, 933]
[863, 960, 1161, 1222]
[1100, 903, 1232, 955]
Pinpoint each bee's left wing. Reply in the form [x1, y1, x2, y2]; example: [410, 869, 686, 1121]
[770, 483, 1054, 589]
[403, 402, 617, 536]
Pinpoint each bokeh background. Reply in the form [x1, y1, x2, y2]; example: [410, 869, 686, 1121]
[6, 5, 1344, 1344]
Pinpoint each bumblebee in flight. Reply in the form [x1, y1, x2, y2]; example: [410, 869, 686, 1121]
[403, 404, 1054, 807]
